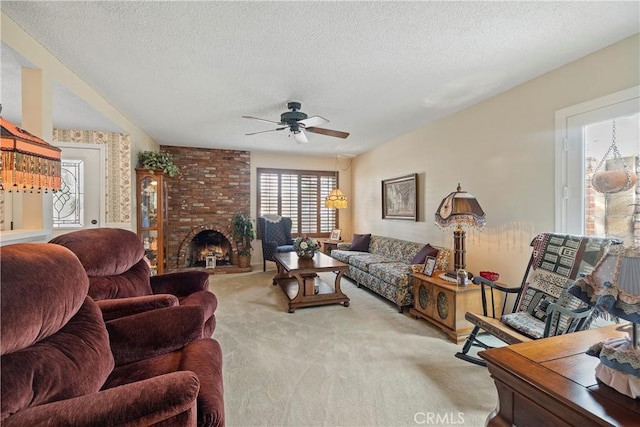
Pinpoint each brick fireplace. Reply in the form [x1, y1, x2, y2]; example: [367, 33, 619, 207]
[160, 145, 251, 272]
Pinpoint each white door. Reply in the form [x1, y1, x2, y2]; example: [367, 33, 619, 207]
[50, 144, 105, 238]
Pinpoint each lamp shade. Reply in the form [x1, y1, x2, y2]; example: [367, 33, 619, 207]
[569, 244, 640, 398]
[325, 188, 347, 209]
[435, 183, 485, 229]
[0, 117, 61, 192]
[569, 244, 640, 324]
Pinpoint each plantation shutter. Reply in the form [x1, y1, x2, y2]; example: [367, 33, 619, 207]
[257, 168, 338, 236]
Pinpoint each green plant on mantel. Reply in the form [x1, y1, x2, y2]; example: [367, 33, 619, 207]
[231, 213, 256, 256]
[138, 151, 179, 177]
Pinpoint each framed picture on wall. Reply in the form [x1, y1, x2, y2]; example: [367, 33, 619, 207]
[423, 256, 436, 276]
[330, 229, 342, 241]
[382, 173, 417, 220]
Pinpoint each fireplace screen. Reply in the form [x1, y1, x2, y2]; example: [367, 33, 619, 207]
[185, 230, 232, 268]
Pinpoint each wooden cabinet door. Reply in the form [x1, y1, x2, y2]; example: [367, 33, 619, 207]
[433, 286, 455, 329]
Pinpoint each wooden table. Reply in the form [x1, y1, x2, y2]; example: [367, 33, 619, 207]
[410, 272, 483, 343]
[480, 324, 640, 426]
[273, 251, 350, 313]
[319, 239, 342, 255]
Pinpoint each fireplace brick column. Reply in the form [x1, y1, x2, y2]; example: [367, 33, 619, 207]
[160, 145, 251, 270]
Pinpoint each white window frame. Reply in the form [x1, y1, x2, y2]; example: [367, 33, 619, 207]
[554, 86, 640, 233]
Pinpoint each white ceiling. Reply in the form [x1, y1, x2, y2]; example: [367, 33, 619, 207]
[1, 1, 638, 157]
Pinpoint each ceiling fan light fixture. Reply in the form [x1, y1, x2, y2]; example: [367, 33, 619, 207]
[294, 129, 308, 143]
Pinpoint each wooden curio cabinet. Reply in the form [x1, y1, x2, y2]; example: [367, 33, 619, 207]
[136, 168, 169, 275]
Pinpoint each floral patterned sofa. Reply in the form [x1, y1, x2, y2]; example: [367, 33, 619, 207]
[331, 235, 450, 312]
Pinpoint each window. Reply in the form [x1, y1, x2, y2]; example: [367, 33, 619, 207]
[53, 159, 84, 228]
[555, 87, 639, 247]
[257, 168, 338, 236]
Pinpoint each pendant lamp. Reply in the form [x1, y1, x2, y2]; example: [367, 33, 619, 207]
[325, 155, 347, 209]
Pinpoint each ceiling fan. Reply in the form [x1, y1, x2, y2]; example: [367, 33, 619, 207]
[242, 101, 349, 143]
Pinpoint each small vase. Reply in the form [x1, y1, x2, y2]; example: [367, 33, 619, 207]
[297, 251, 315, 259]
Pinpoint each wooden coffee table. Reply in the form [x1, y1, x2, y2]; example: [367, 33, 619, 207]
[273, 251, 350, 313]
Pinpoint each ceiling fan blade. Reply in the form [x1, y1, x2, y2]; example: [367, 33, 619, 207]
[298, 115, 329, 128]
[245, 127, 287, 136]
[241, 115, 282, 125]
[294, 129, 308, 144]
[305, 127, 350, 139]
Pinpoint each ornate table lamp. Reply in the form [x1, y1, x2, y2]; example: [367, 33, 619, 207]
[435, 183, 486, 272]
[569, 244, 640, 398]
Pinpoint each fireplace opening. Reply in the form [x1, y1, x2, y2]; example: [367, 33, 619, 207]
[185, 230, 232, 268]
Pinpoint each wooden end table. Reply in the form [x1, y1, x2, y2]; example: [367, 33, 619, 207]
[480, 324, 639, 426]
[273, 251, 350, 313]
[410, 271, 484, 343]
[319, 239, 342, 255]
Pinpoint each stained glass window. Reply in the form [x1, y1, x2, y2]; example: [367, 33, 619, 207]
[53, 159, 84, 227]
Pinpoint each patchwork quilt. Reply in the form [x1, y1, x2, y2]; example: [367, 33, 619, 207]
[502, 233, 613, 338]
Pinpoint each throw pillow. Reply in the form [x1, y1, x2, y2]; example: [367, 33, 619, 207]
[410, 244, 439, 264]
[350, 234, 371, 252]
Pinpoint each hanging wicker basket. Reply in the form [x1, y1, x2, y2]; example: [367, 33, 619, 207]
[592, 168, 637, 194]
[591, 120, 637, 194]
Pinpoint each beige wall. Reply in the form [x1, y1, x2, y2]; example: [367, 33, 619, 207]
[352, 34, 640, 284]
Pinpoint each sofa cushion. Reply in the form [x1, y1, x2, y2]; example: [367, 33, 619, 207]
[369, 236, 424, 263]
[331, 249, 366, 264]
[410, 244, 439, 264]
[349, 254, 394, 272]
[368, 262, 414, 288]
[350, 234, 371, 252]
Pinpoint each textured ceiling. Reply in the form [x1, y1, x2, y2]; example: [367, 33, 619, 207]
[1, 1, 638, 157]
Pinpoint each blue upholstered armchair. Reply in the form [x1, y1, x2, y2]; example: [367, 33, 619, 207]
[258, 216, 295, 271]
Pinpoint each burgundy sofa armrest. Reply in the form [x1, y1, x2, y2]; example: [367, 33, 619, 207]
[3, 371, 200, 427]
[106, 305, 205, 366]
[96, 294, 179, 321]
[150, 271, 210, 297]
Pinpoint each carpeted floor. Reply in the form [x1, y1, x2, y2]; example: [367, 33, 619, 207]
[209, 270, 497, 427]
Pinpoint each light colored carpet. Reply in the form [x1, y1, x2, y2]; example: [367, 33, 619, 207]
[209, 270, 497, 427]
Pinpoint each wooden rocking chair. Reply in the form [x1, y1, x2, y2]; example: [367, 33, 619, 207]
[455, 233, 620, 366]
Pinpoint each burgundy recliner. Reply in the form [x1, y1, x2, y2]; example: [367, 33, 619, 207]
[1, 243, 224, 426]
[50, 228, 218, 337]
